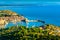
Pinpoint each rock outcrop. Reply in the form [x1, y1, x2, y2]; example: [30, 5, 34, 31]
[0, 10, 25, 29]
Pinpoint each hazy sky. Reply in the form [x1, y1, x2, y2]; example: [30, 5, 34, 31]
[0, 0, 60, 5]
[0, 0, 60, 2]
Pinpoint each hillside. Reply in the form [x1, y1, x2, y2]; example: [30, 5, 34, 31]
[0, 10, 25, 29]
[0, 10, 21, 17]
[0, 24, 60, 40]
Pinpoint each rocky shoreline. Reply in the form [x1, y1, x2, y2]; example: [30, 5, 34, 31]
[0, 10, 60, 40]
[0, 10, 25, 28]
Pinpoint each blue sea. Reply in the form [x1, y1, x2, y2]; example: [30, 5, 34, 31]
[0, 2, 60, 27]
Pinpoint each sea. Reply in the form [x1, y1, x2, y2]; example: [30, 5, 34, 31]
[0, 2, 60, 28]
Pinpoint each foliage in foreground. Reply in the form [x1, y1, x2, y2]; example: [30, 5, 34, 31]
[0, 24, 60, 40]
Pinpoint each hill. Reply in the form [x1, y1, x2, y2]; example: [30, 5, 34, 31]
[0, 10, 21, 17]
[0, 24, 60, 40]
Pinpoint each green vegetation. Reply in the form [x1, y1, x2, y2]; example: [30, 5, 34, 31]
[0, 13, 11, 17]
[0, 24, 60, 40]
[0, 10, 21, 17]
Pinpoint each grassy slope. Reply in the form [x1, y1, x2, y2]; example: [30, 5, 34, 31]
[0, 24, 60, 40]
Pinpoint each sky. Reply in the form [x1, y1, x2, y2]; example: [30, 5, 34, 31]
[0, 0, 60, 2]
[0, 0, 60, 6]
[0, 0, 60, 3]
